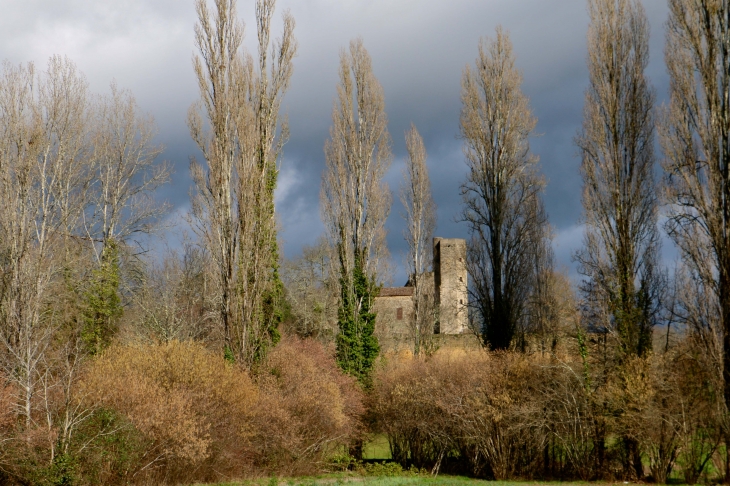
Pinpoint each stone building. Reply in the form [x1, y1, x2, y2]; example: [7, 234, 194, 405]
[433, 237, 468, 334]
[373, 237, 469, 350]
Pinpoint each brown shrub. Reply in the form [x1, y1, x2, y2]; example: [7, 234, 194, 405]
[371, 336, 725, 484]
[80, 340, 258, 483]
[538, 353, 609, 480]
[0, 374, 14, 432]
[0, 375, 18, 481]
[668, 341, 723, 484]
[372, 348, 546, 479]
[63, 337, 364, 483]
[253, 336, 364, 474]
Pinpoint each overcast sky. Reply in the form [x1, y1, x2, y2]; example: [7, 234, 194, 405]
[0, 0, 672, 285]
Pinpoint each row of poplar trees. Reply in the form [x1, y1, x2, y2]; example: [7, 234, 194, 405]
[457, 0, 730, 363]
[290, 0, 730, 416]
[456, 0, 730, 478]
[4, 0, 730, 465]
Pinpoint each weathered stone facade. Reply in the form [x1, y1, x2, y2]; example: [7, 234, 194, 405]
[374, 237, 469, 352]
[372, 287, 414, 351]
[433, 237, 468, 334]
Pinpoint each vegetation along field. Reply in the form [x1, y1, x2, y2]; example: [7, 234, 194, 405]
[1, 0, 729, 484]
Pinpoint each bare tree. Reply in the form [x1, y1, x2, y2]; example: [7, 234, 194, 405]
[281, 237, 339, 340]
[659, 0, 730, 474]
[459, 28, 546, 350]
[400, 124, 437, 356]
[0, 58, 89, 426]
[131, 241, 214, 343]
[189, 0, 296, 365]
[87, 85, 169, 253]
[320, 38, 392, 383]
[188, 0, 242, 360]
[80, 84, 170, 354]
[88, 85, 168, 255]
[574, 2, 662, 477]
[525, 221, 575, 354]
[575, 0, 661, 361]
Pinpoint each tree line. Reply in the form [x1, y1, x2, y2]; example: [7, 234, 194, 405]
[0, 0, 729, 484]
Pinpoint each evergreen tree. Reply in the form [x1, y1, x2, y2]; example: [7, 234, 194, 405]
[320, 39, 391, 385]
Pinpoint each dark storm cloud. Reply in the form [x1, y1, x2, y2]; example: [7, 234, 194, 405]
[0, 0, 671, 284]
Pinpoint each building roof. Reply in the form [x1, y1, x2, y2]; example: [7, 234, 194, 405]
[379, 287, 413, 297]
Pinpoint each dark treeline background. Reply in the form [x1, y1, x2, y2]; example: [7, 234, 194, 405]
[1, 0, 729, 484]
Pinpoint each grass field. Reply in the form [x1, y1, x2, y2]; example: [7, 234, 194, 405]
[206, 478, 637, 486]
[362, 435, 392, 460]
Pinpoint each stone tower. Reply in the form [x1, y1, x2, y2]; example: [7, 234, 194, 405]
[433, 237, 468, 334]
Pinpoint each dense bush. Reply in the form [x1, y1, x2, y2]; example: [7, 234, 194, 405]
[254, 336, 364, 474]
[78, 340, 259, 483]
[0, 337, 364, 485]
[371, 344, 724, 482]
[371, 349, 546, 479]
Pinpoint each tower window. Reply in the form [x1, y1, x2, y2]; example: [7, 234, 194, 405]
[396, 307, 403, 320]
[459, 276, 463, 282]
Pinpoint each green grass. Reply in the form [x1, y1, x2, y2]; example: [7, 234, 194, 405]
[203, 477, 639, 486]
[208, 478, 483, 485]
[363, 435, 392, 460]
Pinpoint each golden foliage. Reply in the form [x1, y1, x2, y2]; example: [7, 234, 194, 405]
[70, 337, 363, 483]
[80, 340, 257, 467]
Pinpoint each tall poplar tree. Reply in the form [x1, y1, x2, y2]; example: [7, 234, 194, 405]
[459, 28, 547, 350]
[575, 0, 661, 359]
[660, 1, 730, 476]
[189, 0, 296, 366]
[321, 39, 392, 386]
[401, 124, 437, 356]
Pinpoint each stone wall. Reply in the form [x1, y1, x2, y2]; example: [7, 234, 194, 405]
[372, 290, 413, 353]
[374, 236, 469, 353]
[433, 238, 468, 334]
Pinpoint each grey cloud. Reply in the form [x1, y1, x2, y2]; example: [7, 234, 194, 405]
[0, 0, 672, 283]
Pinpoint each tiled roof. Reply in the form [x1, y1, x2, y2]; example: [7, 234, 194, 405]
[379, 287, 413, 297]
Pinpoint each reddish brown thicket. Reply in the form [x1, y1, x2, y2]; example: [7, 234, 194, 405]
[254, 336, 364, 474]
[79, 340, 258, 483]
[0, 337, 365, 485]
[0, 375, 17, 480]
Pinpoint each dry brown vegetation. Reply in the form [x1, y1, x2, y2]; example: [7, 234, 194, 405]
[255, 337, 364, 474]
[0, 337, 364, 484]
[3, 0, 730, 484]
[371, 339, 723, 483]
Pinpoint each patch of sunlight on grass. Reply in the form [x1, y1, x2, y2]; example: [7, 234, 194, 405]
[362, 434, 391, 460]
